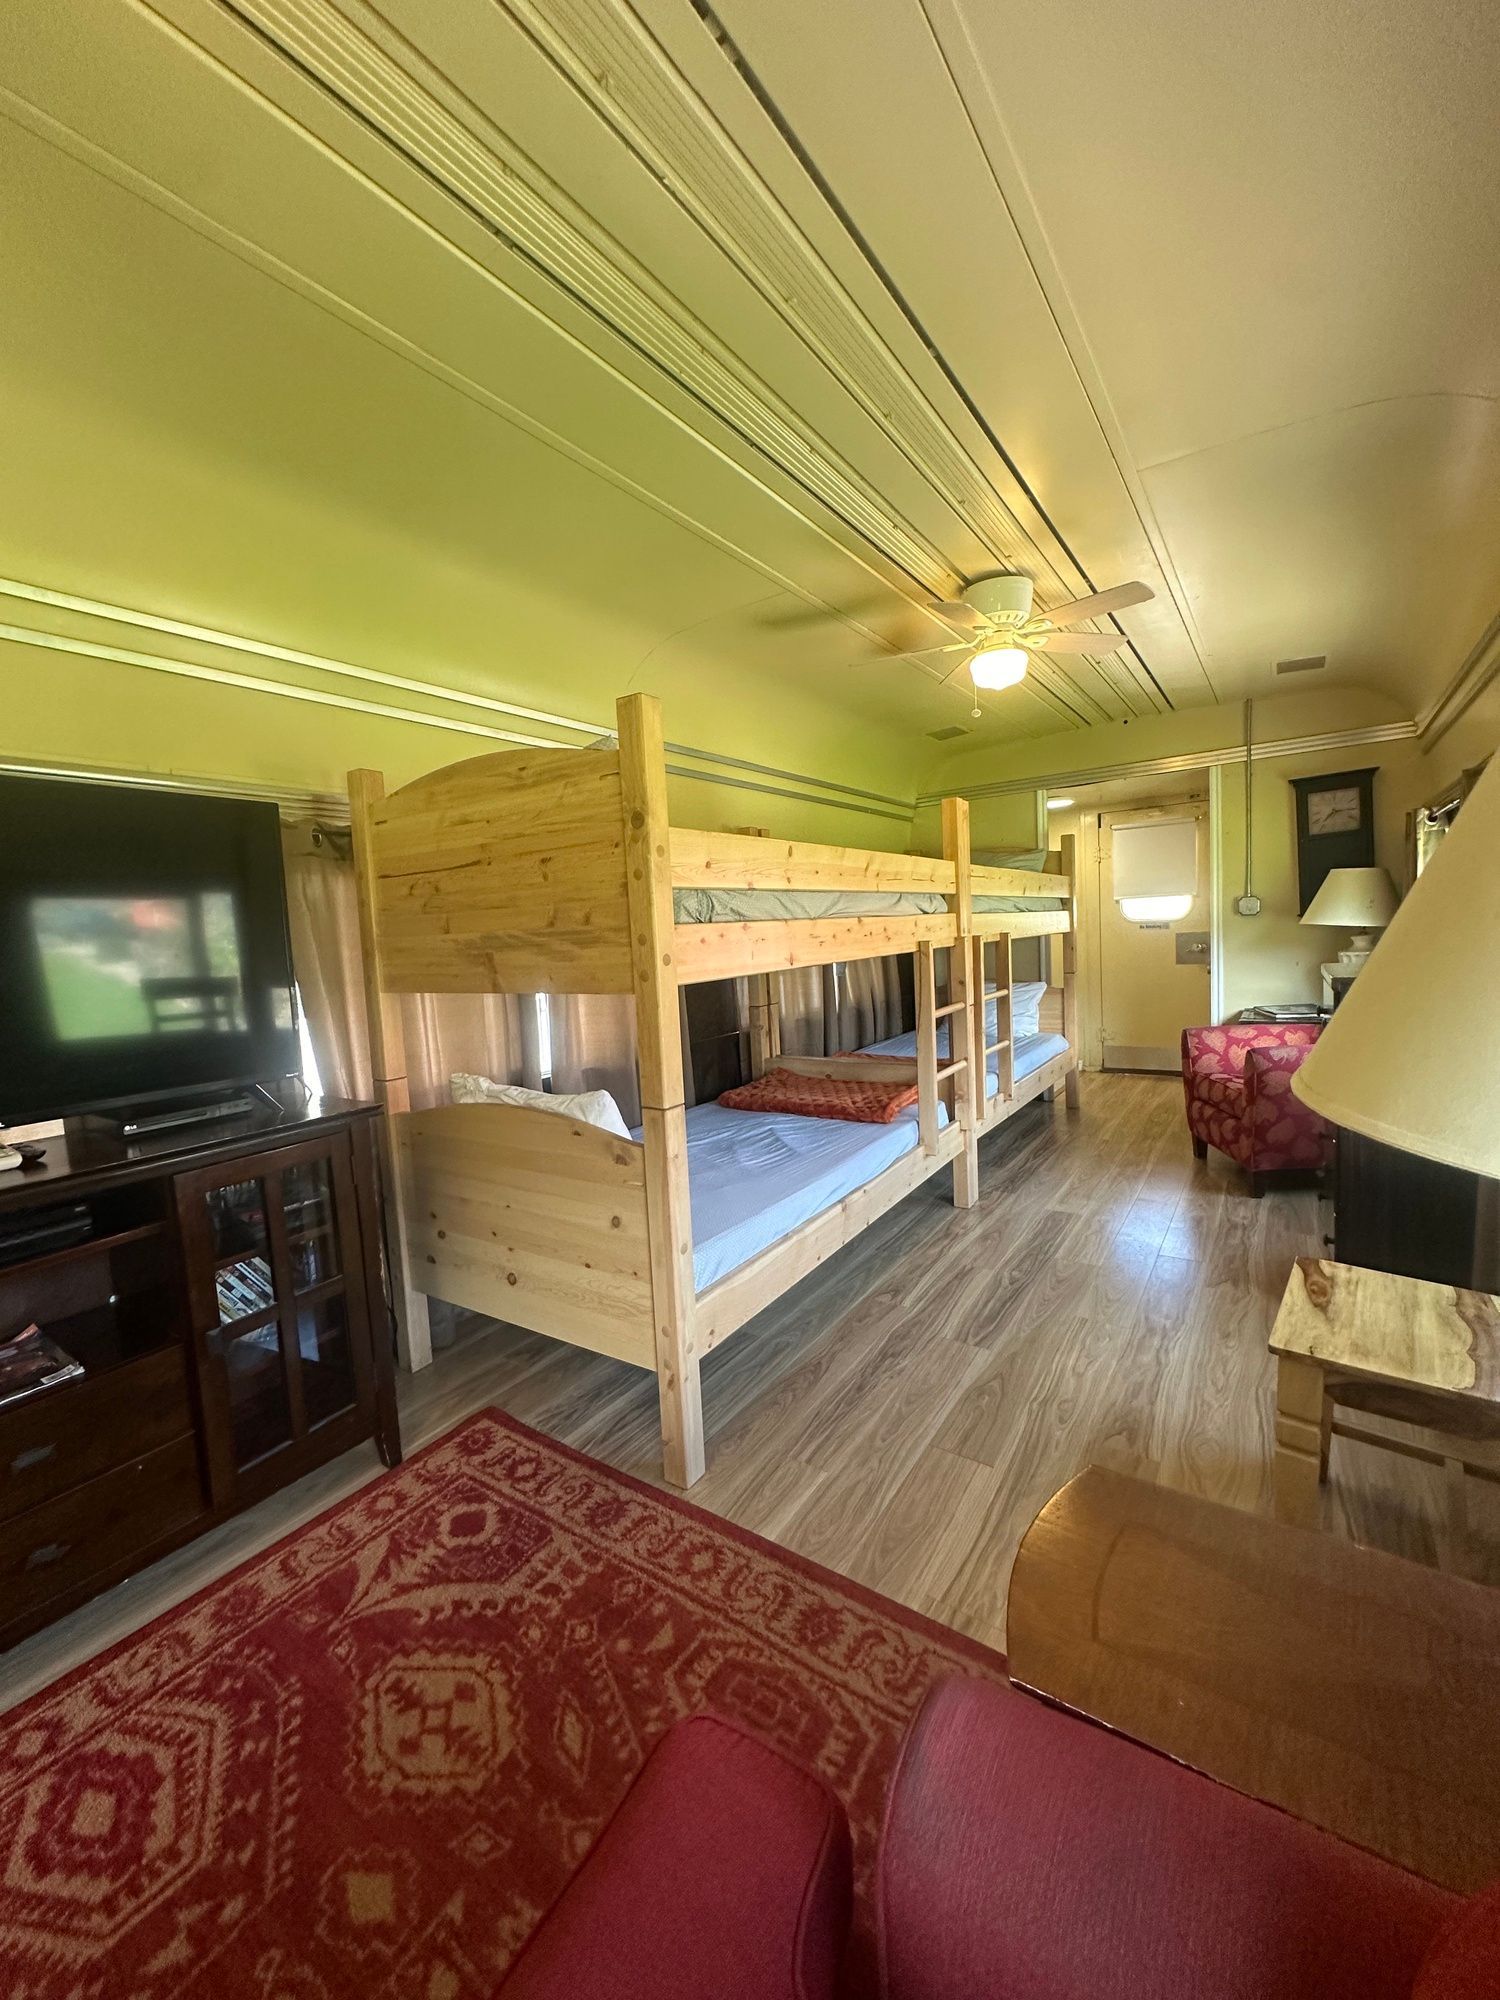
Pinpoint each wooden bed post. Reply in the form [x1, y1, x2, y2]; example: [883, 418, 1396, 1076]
[616, 694, 704, 1488]
[747, 974, 779, 1080]
[347, 767, 433, 1373]
[1059, 830, 1081, 1110]
[940, 797, 979, 1207]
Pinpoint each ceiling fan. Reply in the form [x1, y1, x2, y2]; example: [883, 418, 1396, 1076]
[877, 573, 1154, 714]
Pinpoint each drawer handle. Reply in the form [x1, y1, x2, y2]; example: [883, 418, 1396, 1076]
[25, 1541, 72, 1570]
[10, 1444, 57, 1476]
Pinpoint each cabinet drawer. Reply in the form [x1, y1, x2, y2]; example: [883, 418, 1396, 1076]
[0, 1347, 193, 1525]
[0, 1437, 204, 1628]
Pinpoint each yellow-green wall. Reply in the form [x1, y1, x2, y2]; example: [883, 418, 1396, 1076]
[1, 638, 918, 850]
[924, 685, 1443, 1021]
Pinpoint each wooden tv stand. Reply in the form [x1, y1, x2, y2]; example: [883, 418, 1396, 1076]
[0, 1097, 399, 1652]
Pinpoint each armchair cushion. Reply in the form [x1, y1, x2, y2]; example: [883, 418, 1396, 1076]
[1182, 1024, 1330, 1175]
[877, 1675, 1451, 2000]
[1415, 1876, 1500, 1998]
[496, 1713, 851, 2000]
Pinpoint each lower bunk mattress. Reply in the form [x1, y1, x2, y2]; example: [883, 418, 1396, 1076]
[859, 1025, 1071, 1098]
[634, 1099, 938, 1294]
[632, 1018, 1070, 1294]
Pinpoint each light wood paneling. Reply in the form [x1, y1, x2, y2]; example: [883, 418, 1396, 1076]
[16, 1077, 1495, 1719]
[366, 745, 635, 995]
[771, 1055, 920, 1082]
[970, 909, 1070, 939]
[397, 1104, 656, 1368]
[971, 862, 1071, 897]
[670, 828, 957, 895]
[674, 913, 958, 982]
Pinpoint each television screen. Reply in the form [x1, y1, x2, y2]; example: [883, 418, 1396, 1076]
[0, 777, 299, 1124]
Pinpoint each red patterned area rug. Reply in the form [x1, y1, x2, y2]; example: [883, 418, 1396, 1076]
[0, 1409, 1005, 1998]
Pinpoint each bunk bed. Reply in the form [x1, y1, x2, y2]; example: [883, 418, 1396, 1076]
[349, 693, 1077, 1487]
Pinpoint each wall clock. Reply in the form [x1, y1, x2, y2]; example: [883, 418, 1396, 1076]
[1289, 767, 1377, 913]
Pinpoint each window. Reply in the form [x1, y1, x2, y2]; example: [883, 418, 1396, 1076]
[1112, 818, 1197, 925]
[1118, 893, 1194, 923]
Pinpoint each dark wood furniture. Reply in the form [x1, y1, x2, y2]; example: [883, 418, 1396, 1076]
[0, 1097, 398, 1650]
[1334, 1125, 1500, 1291]
[1005, 1466, 1500, 1892]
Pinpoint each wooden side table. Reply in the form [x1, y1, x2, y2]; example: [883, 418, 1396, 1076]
[1006, 1466, 1500, 1891]
[1268, 1256, 1500, 1532]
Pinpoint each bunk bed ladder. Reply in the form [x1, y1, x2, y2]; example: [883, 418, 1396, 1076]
[940, 797, 979, 1206]
[979, 932, 1016, 1121]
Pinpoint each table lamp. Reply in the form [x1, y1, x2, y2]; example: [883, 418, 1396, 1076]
[1300, 866, 1399, 970]
[1292, 756, 1499, 1176]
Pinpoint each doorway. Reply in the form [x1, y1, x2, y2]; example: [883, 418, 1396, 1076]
[1062, 775, 1213, 1074]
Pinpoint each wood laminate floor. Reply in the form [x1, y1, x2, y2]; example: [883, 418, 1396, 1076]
[6, 1073, 1496, 1711]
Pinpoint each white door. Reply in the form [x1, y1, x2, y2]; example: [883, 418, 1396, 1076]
[1089, 803, 1211, 1072]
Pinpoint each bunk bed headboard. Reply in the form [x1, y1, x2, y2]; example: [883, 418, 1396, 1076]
[349, 742, 638, 998]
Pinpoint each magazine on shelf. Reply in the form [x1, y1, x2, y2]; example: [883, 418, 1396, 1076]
[0, 1323, 84, 1408]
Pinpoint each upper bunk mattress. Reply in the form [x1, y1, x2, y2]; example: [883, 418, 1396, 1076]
[639, 1098, 933, 1293]
[673, 887, 1062, 923]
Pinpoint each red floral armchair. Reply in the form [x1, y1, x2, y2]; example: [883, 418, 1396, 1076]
[1181, 1023, 1331, 1194]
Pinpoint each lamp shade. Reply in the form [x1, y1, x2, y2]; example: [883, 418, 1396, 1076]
[1292, 757, 1500, 1176]
[1299, 866, 1399, 929]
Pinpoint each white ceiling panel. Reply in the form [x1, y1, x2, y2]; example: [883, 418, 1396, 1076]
[3, 0, 1494, 762]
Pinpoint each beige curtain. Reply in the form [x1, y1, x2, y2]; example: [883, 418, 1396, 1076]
[282, 826, 372, 1099]
[834, 956, 904, 1048]
[777, 965, 838, 1057]
[281, 825, 531, 1110]
[549, 993, 643, 1127]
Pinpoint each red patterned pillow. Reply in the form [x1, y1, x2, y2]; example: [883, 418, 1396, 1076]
[718, 1066, 919, 1125]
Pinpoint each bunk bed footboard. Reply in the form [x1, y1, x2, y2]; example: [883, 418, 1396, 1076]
[395, 1104, 658, 1369]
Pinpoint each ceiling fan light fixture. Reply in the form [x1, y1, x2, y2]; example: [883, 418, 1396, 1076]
[969, 645, 1029, 690]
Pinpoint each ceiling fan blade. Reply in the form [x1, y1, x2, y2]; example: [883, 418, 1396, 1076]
[940, 654, 978, 688]
[1034, 630, 1128, 654]
[1046, 581, 1154, 624]
[930, 598, 985, 629]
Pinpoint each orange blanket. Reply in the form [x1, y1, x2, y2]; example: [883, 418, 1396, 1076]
[718, 1065, 920, 1125]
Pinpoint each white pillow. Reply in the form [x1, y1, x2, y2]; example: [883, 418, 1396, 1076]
[986, 980, 1048, 1045]
[449, 1074, 632, 1139]
[1011, 980, 1047, 1039]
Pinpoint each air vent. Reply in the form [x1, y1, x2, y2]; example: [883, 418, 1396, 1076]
[927, 724, 969, 741]
[1275, 655, 1327, 675]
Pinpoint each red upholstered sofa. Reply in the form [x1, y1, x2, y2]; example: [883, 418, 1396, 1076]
[497, 1675, 1494, 2000]
[1181, 1021, 1331, 1193]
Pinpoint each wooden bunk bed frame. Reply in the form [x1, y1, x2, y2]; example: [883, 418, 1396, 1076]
[967, 840, 1082, 1132]
[349, 693, 1077, 1487]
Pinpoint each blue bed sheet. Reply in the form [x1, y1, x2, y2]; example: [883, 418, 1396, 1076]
[634, 1099, 939, 1293]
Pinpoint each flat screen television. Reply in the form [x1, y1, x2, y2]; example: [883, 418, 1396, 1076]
[0, 776, 300, 1126]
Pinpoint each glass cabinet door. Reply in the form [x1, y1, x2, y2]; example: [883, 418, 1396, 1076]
[203, 1174, 294, 1471]
[175, 1133, 374, 1505]
[278, 1154, 359, 1430]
